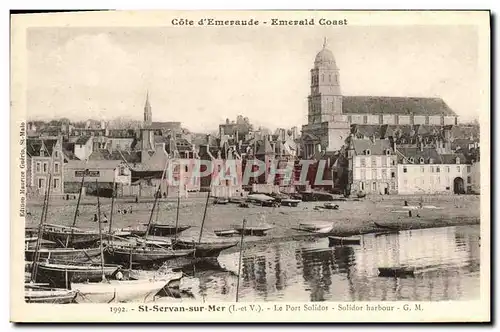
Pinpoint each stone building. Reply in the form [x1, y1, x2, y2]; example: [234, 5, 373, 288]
[26, 137, 65, 196]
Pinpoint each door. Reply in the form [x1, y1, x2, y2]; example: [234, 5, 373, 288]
[453, 177, 464, 194]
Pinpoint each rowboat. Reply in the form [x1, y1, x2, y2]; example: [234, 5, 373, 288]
[214, 229, 239, 237]
[378, 267, 415, 277]
[373, 230, 400, 237]
[104, 245, 195, 267]
[328, 236, 361, 246]
[25, 247, 102, 264]
[41, 224, 101, 248]
[213, 198, 229, 205]
[232, 224, 273, 236]
[149, 224, 191, 237]
[25, 284, 77, 304]
[280, 199, 301, 207]
[373, 222, 401, 230]
[296, 221, 334, 234]
[35, 262, 122, 284]
[73, 279, 171, 303]
[172, 239, 238, 258]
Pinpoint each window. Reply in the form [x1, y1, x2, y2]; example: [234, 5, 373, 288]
[38, 178, 44, 189]
[371, 169, 377, 179]
[328, 74, 331, 82]
[467, 176, 471, 183]
[360, 182, 365, 191]
[429, 158, 434, 164]
[419, 157, 424, 164]
[456, 166, 461, 172]
[36, 162, 41, 173]
[119, 166, 126, 176]
[54, 151, 58, 158]
[185, 165, 188, 172]
[365, 149, 371, 156]
[363, 116, 368, 124]
[382, 169, 387, 179]
[391, 183, 395, 190]
[371, 157, 376, 167]
[382, 157, 387, 167]
[360, 158, 366, 167]
[43, 163, 48, 173]
[456, 157, 460, 164]
[431, 167, 435, 173]
[347, 115, 352, 122]
[372, 182, 377, 191]
[386, 149, 391, 155]
[392, 160, 396, 166]
[467, 166, 471, 173]
[446, 186, 450, 190]
[53, 178, 59, 189]
[403, 167, 407, 173]
[360, 169, 366, 180]
[409, 157, 415, 164]
[436, 166, 440, 173]
[391, 172, 396, 178]
[54, 163, 59, 173]
[420, 166, 425, 173]
[446, 166, 450, 173]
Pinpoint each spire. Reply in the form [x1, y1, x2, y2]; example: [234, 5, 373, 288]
[145, 90, 151, 108]
[323, 37, 328, 49]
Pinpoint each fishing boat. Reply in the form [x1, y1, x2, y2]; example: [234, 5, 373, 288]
[373, 230, 400, 237]
[149, 224, 191, 237]
[41, 224, 101, 248]
[25, 284, 77, 304]
[214, 229, 239, 237]
[73, 278, 172, 303]
[172, 239, 238, 258]
[34, 262, 122, 284]
[103, 245, 195, 268]
[247, 194, 276, 206]
[213, 198, 229, 205]
[373, 222, 401, 230]
[296, 221, 334, 234]
[232, 224, 273, 236]
[280, 199, 301, 207]
[25, 237, 57, 249]
[25, 247, 102, 263]
[328, 236, 361, 246]
[378, 266, 415, 277]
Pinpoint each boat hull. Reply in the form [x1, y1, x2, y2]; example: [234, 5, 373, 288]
[328, 236, 361, 246]
[25, 247, 102, 264]
[373, 222, 401, 230]
[35, 263, 122, 285]
[103, 247, 194, 268]
[378, 267, 415, 277]
[42, 230, 101, 249]
[149, 224, 191, 237]
[73, 280, 169, 303]
[172, 240, 237, 258]
[25, 288, 77, 304]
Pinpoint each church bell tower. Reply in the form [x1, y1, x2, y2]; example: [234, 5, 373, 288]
[143, 91, 152, 128]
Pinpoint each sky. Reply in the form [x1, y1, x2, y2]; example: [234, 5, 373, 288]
[27, 25, 479, 132]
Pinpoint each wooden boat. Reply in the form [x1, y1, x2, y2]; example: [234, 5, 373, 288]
[374, 230, 400, 237]
[378, 266, 415, 277]
[297, 221, 334, 234]
[172, 239, 238, 258]
[214, 229, 239, 237]
[213, 198, 229, 205]
[149, 224, 191, 237]
[373, 222, 401, 230]
[128, 269, 182, 282]
[41, 224, 101, 248]
[25, 237, 57, 249]
[25, 247, 102, 263]
[104, 245, 195, 267]
[35, 262, 122, 284]
[25, 284, 77, 304]
[232, 224, 273, 236]
[328, 236, 361, 246]
[280, 199, 301, 207]
[73, 279, 171, 303]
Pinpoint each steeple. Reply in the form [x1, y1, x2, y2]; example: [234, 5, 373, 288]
[323, 37, 328, 49]
[143, 91, 152, 127]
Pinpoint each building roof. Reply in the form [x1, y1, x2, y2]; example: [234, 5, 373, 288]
[396, 147, 468, 164]
[88, 149, 142, 163]
[342, 96, 456, 116]
[75, 136, 91, 145]
[65, 159, 124, 169]
[27, 138, 59, 157]
[351, 124, 383, 139]
[351, 139, 393, 155]
[150, 122, 182, 131]
[314, 40, 337, 69]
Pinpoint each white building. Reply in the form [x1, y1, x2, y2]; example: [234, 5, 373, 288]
[396, 147, 471, 194]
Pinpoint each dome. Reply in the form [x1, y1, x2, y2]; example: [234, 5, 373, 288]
[314, 38, 337, 69]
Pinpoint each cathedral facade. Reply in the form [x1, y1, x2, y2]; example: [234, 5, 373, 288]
[301, 39, 459, 159]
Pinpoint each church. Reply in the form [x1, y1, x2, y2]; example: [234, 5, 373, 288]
[301, 39, 459, 159]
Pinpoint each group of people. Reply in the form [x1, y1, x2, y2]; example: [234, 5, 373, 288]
[91, 206, 133, 223]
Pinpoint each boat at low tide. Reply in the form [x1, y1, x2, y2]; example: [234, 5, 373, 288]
[25, 284, 77, 304]
[172, 239, 238, 258]
[296, 221, 334, 234]
[378, 266, 415, 277]
[25, 247, 101, 264]
[232, 224, 273, 236]
[35, 262, 122, 284]
[104, 245, 195, 268]
[373, 222, 401, 231]
[73, 278, 172, 303]
[280, 199, 301, 207]
[41, 224, 101, 249]
[328, 236, 361, 246]
[214, 229, 240, 237]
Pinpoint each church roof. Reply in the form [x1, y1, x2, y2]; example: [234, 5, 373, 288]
[314, 39, 337, 69]
[342, 96, 456, 116]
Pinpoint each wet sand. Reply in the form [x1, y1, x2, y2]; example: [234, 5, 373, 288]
[25, 193, 480, 252]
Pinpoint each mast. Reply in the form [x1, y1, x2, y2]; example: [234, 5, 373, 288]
[96, 179, 106, 282]
[107, 179, 116, 241]
[30, 173, 52, 282]
[197, 191, 210, 244]
[235, 218, 246, 302]
[173, 186, 181, 243]
[66, 169, 86, 247]
[143, 159, 169, 239]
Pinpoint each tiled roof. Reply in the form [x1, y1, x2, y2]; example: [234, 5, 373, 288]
[351, 139, 393, 155]
[88, 149, 141, 163]
[396, 147, 468, 164]
[27, 138, 58, 157]
[75, 136, 91, 145]
[342, 96, 456, 116]
[351, 124, 383, 139]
